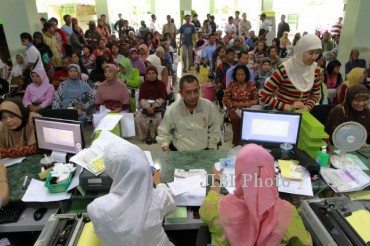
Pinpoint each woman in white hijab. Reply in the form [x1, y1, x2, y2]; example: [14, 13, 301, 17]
[87, 141, 176, 246]
[259, 34, 322, 112]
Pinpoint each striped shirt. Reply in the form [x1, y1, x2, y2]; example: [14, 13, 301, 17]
[259, 64, 321, 111]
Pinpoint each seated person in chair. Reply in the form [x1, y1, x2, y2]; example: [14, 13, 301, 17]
[135, 66, 167, 145]
[0, 99, 39, 158]
[95, 64, 130, 113]
[223, 65, 258, 146]
[23, 68, 54, 112]
[326, 84, 369, 146]
[200, 144, 313, 246]
[157, 75, 220, 151]
[53, 64, 95, 123]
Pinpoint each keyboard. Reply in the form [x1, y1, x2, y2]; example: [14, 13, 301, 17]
[0, 201, 25, 224]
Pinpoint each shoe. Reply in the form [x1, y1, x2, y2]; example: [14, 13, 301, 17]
[145, 138, 153, 145]
[152, 138, 158, 144]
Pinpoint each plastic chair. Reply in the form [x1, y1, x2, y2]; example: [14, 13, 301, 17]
[310, 104, 335, 126]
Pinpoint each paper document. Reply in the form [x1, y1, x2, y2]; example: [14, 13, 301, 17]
[279, 160, 303, 180]
[22, 179, 71, 202]
[173, 169, 206, 206]
[120, 113, 136, 137]
[71, 130, 128, 175]
[168, 175, 205, 196]
[345, 209, 370, 242]
[93, 114, 122, 133]
[321, 165, 370, 193]
[67, 165, 83, 192]
[277, 173, 313, 196]
[1, 157, 26, 167]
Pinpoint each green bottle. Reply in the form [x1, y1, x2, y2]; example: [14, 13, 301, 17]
[316, 146, 329, 167]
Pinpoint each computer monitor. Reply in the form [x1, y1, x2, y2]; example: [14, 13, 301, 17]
[33, 117, 85, 154]
[240, 110, 302, 147]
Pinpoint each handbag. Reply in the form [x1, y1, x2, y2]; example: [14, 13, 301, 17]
[142, 104, 166, 115]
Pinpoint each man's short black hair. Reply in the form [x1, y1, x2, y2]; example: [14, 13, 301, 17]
[232, 64, 250, 82]
[235, 11, 240, 15]
[151, 14, 156, 19]
[43, 22, 53, 32]
[179, 75, 199, 90]
[237, 51, 249, 59]
[185, 15, 190, 19]
[63, 14, 71, 22]
[193, 13, 198, 18]
[20, 32, 32, 42]
[49, 17, 58, 25]
[228, 16, 233, 21]
[101, 14, 106, 18]
[209, 33, 215, 39]
[226, 48, 235, 55]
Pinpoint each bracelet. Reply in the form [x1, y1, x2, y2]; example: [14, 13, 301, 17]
[0, 179, 8, 183]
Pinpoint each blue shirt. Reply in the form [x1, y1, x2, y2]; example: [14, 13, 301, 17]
[226, 65, 255, 87]
[246, 38, 254, 50]
[61, 24, 73, 44]
[202, 44, 216, 60]
[179, 24, 196, 46]
[345, 59, 367, 75]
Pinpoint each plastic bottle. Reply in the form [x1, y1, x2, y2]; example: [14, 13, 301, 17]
[316, 146, 329, 167]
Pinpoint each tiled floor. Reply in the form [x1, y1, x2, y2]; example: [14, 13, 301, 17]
[85, 62, 235, 152]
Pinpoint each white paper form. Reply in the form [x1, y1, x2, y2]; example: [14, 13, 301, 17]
[67, 165, 83, 192]
[1, 157, 25, 167]
[173, 169, 207, 206]
[168, 175, 205, 196]
[22, 179, 71, 202]
[93, 114, 122, 134]
[277, 172, 314, 196]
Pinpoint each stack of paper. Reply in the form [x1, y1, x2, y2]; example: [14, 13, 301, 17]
[320, 165, 370, 193]
[277, 160, 313, 196]
[168, 175, 205, 198]
[172, 169, 206, 206]
[22, 179, 71, 202]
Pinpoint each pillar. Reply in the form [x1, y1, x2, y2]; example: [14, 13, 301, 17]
[337, 0, 370, 74]
[95, 0, 110, 24]
[180, 0, 192, 22]
[0, 0, 40, 65]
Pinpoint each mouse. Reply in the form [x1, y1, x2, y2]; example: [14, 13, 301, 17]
[34, 207, 48, 221]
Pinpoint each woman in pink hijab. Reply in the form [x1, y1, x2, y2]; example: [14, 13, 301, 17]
[22, 68, 55, 112]
[199, 144, 312, 246]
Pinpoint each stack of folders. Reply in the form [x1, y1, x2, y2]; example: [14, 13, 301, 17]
[320, 165, 370, 193]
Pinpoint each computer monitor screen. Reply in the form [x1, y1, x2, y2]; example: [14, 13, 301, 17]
[33, 117, 85, 154]
[240, 110, 301, 147]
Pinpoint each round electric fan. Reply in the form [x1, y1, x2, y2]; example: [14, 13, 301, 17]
[330, 122, 367, 169]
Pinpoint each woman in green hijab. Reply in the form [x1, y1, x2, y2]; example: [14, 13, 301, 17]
[117, 57, 141, 88]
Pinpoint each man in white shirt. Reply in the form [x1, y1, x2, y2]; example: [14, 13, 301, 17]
[149, 14, 158, 33]
[20, 32, 44, 71]
[157, 75, 221, 151]
[258, 13, 270, 39]
[224, 16, 237, 37]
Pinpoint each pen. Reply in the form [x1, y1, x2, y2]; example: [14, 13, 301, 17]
[22, 176, 30, 190]
[356, 150, 369, 159]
